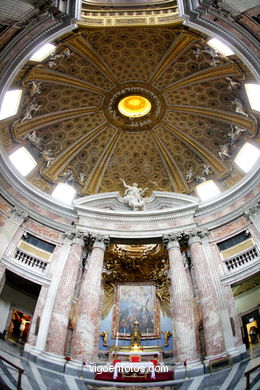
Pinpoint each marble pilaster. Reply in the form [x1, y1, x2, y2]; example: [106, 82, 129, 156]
[25, 285, 49, 349]
[71, 235, 109, 361]
[222, 284, 243, 348]
[244, 203, 260, 234]
[202, 239, 238, 353]
[0, 263, 6, 295]
[164, 234, 198, 363]
[44, 232, 86, 356]
[188, 230, 225, 358]
[0, 207, 28, 260]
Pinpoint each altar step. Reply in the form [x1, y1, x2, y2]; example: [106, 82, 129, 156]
[95, 370, 174, 382]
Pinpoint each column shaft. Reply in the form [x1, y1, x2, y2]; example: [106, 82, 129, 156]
[189, 235, 225, 357]
[45, 234, 84, 356]
[71, 238, 107, 361]
[167, 238, 198, 362]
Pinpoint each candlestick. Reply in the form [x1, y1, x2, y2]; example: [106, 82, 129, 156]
[115, 331, 118, 346]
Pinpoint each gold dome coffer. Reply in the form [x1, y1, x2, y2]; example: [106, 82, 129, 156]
[118, 95, 152, 118]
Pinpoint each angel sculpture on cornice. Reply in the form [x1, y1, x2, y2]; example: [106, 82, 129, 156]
[120, 178, 148, 211]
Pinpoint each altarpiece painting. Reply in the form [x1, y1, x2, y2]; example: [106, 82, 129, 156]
[113, 283, 160, 337]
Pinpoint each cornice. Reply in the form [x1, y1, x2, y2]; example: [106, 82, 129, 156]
[196, 163, 260, 218]
[2, 256, 51, 286]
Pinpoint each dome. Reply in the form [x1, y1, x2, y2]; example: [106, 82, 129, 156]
[1, 24, 259, 202]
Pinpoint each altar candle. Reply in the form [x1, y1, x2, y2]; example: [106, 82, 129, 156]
[147, 328, 148, 335]
[123, 328, 126, 337]
[115, 332, 118, 346]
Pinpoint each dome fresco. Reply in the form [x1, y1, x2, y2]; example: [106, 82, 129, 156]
[1, 25, 259, 199]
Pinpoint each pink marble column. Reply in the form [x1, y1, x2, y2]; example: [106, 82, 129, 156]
[188, 231, 225, 358]
[71, 235, 109, 361]
[165, 234, 198, 363]
[45, 232, 85, 356]
[223, 284, 243, 347]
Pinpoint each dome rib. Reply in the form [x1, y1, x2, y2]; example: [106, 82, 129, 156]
[149, 32, 199, 83]
[43, 122, 108, 181]
[83, 128, 121, 193]
[12, 107, 101, 139]
[162, 63, 239, 93]
[66, 33, 119, 85]
[25, 67, 106, 94]
[166, 105, 257, 134]
[150, 129, 188, 193]
[162, 121, 228, 176]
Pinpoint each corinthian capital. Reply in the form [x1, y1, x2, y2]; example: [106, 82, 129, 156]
[10, 207, 28, 223]
[244, 202, 260, 217]
[162, 232, 182, 249]
[187, 227, 209, 239]
[63, 230, 86, 245]
[90, 233, 110, 249]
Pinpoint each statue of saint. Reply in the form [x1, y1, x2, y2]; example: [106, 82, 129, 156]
[100, 330, 109, 347]
[161, 330, 172, 347]
[120, 179, 148, 211]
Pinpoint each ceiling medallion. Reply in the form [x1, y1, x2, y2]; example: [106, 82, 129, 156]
[106, 85, 166, 131]
[118, 95, 152, 118]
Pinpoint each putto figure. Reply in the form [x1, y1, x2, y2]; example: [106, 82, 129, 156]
[120, 178, 148, 211]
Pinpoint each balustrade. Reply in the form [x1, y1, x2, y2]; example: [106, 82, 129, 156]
[14, 248, 48, 272]
[224, 246, 259, 271]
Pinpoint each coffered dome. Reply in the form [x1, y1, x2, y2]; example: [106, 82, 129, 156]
[1, 25, 259, 200]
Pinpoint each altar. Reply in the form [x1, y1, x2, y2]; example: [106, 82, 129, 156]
[113, 361, 155, 379]
[110, 346, 162, 360]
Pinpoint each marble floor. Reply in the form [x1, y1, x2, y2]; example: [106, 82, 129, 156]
[0, 340, 259, 390]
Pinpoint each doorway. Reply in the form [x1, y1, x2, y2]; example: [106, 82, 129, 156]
[241, 309, 259, 347]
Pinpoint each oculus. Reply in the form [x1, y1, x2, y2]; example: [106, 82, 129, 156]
[118, 95, 152, 118]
